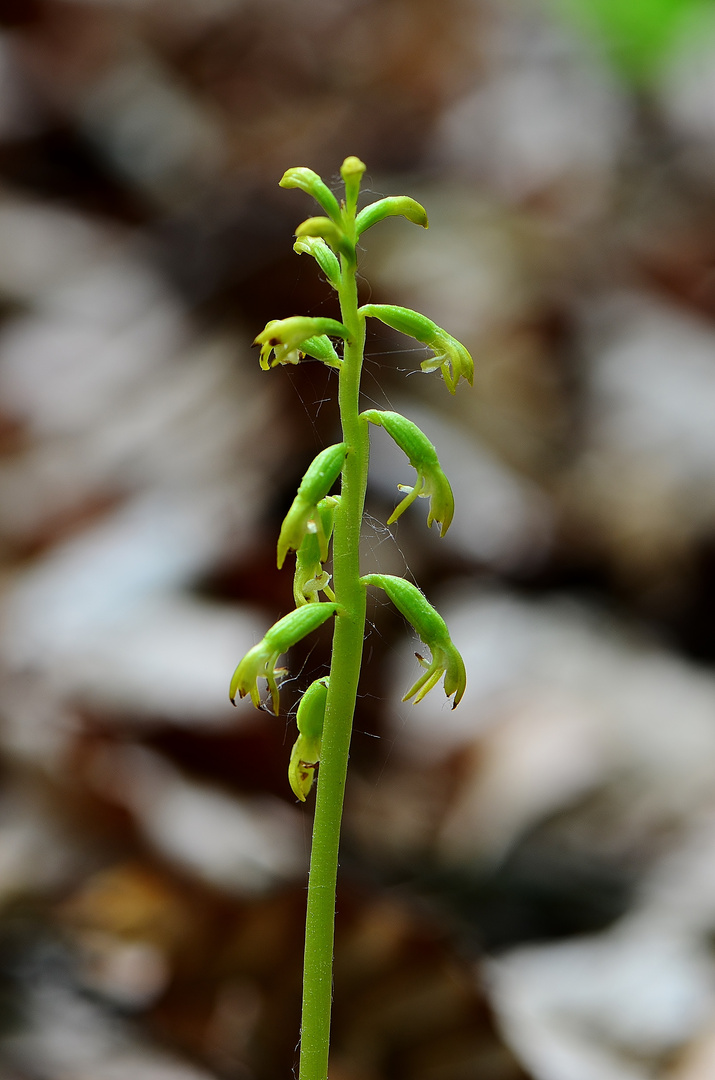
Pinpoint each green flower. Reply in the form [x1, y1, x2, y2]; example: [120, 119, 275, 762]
[230, 603, 338, 714]
[404, 638, 466, 708]
[254, 317, 349, 370]
[361, 409, 454, 535]
[362, 574, 466, 708]
[230, 641, 286, 715]
[359, 304, 473, 393]
[292, 497, 339, 606]
[277, 445, 347, 570]
[288, 676, 328, 801]
[295, 217, 353, 260]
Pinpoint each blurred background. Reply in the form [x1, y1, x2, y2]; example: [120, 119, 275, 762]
[2, 1, 715, 1078]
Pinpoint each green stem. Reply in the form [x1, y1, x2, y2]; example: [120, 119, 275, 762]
[299, 250, 368, 1080]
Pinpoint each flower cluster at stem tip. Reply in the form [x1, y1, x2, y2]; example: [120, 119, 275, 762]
[229, 156, 471, 797]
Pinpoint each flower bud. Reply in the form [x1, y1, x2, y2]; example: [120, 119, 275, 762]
[355, 196, 428, 237]
[230, 603, 338, 714]
[289, 676, 329, 801]
[295, 217, 353, 260]
[340, 156, 367, 216]
[361, 410, 454, 535]
[359, 304, 473, 393]
[277, 445, 348, 569]
[279, 167, 341, 222]
[293, 236, 342, 290]
[361, 574, 466, 707]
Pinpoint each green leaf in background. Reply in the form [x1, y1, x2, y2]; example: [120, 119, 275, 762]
[552, 0, 713, 84]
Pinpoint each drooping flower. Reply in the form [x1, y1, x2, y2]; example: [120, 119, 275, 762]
[292, 497, 339, 606]
[361, 574, 466, 708]
[361, 409, 453, 535]
[359, 304, 473, 393]
[277, 444, 348, 569]
[254, 316, 349, 370]
[230, 603, 338, 714]
[288, 676, 329, 801]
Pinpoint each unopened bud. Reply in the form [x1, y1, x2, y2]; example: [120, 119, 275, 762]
[355, 196, 428, 237]
[279, 167, 341, 222]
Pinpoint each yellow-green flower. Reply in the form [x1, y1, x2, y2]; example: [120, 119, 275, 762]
[277, 445, 347, 569]
[254, 317, 349, 370]
[361, 409, 454, 535]
[362, 574, 466, 708]
[288, 676, 328, 801]
[292, 497, 339, 606]
[230, 603, 338, 714]
[359, 304, 473, 393]
[418, 327, 474, 394]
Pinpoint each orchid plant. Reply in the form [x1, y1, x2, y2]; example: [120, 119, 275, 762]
[230, 157, 472, 1080]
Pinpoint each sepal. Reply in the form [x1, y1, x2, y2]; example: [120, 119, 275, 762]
[279, 167, 341, 222]
[288, 676, 328, 801]
[229, 603, 338, 714]
[355, 196, 428, 237]
[361, 409, 454, 535]
[277, 445, 348, 569]
[359, 304, 473, 393]
[361, 574, 466, 707]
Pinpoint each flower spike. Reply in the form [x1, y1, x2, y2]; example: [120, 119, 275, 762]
[230, 603, 339, 714]
[359, 304, 473, 393]
[361, 409, 454, 535]
[362, 574, 466, 708]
